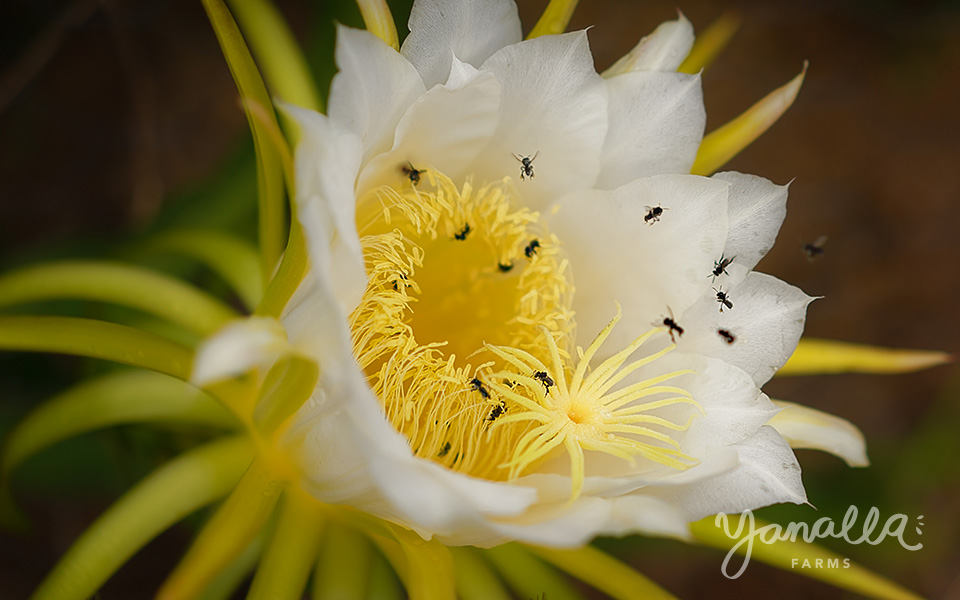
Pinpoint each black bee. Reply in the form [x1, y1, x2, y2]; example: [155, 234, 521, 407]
[802, 235, 828, 261]
[660, 308, 685, 342]
[710, 254, 735, 281]
[454, 223, 471, 241]
[644, 204, 667, 225]
[533, 370, 554, 393]
[718, 329, 736, 344]
[524, 239, 540, 258]
[438, 442, 451, 457]
[498, 261, 514, 272]
[470, 378, 490, 399]
[713, 286, 733, 312]
[401, 161, 426, 186]
[487, 400, 507, 422]
[513, 151, 539, 181]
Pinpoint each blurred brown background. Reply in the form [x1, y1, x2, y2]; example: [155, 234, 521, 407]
[1, 0, 958, 598]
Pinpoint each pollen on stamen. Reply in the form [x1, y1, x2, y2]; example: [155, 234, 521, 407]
[485, 306, 702, 501]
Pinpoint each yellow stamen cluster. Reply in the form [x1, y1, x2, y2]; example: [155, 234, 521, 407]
[485, 306, 702, 501]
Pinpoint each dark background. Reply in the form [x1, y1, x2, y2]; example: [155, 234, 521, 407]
[1, 0, 958, 598]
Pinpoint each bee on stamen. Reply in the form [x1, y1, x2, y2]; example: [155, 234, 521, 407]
[710, 254, 735, 281]
[513, 151, 538, 181]
[486, 400, 507, 422]
[718, 329, 736, 344]
[438, 442, 451, 457]
[469, 377, 490, 399]
[400, 161, 426, 186]
[498, 261, 514, 272]
[454, 223, 471, 241]
[524, 239, 540, 259]
[713, 286, 733, 312]
[532, 370, 554, 393]
[644, 203, 668, 225]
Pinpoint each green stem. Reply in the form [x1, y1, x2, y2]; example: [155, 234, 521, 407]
[483, 544, 584, 600]
[313, 520, 373, 599]
[449, 547, 511, 600]
[256, 221, 307, 318]
[0, 316, 193, 379]
[248, 489, 324, 600]
[30, 436, 253, 600]
[0, 261, 238, 336]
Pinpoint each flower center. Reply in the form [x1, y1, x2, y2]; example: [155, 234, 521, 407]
[350, 168, 699, 494]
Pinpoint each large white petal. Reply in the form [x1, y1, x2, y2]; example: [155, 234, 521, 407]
[285, 105, 368, 314]
[357, 57, 502, 194]
[550, 174, 728, 353]
[603, 14, 694, 76]
[472, 31, 608, 211]
[676, 272, 814, 386]
[401, 0, 521, 88]
[769, 400, 869, 467]
[328, 26, 425, 166]
[713, 171, 790, 283]
[644, 426, 807, 520]
[596, 70, 705, 189]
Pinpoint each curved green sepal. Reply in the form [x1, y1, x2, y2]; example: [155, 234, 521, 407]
[196, 533, 265, 600]
[202, 0, 287, 283]
[140, 230, 263, 310]
[313, 519, 373, 600]
[449, 546, 512, 600]
[248, 489, 324, 600]
[780, 337, 952, 376]
[0, 316, 193, 379]
[254, 353, 320, 436]
[30, 436, 253, 600]
[157, 459, 283, 600]
[678, 11, 741, 74]
[0, 261, 238, 336]
[526, 543, 677, 600]
[483, 543, 584, 600]
[691, 514, 925, 600]
[256, 222, 307, 318]
[2, 370, 235, 479]
[528, 0, 580, 39]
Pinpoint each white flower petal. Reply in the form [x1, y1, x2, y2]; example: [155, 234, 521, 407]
[645, 426, 807, 521]
[191, 317, 288, 386]
[472, 31, 608, 211]
[285, 105, 368, 314]
[551, 174, 728, 352]
[329, 25, 426, 166]
[358, 57, 502, 194]
[596, 71, 705, 189]
[769, 400, 870, 467]
[713, 171, 790, 280]
[676, 272, 814, 386]
[603, 14, 694, 76]
[401, 0, 522, 89]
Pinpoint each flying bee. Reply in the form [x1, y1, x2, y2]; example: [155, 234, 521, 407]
[454, 223, 471, 241]
[513, 151, 538, 181]
[717, 329, 736, 344]
[524, 239, 540, 258]
[658, 307, 684, 342]
[486, 400, 507, 422]
[710, 254, 735, 281]
[644, 204, 668, 225]
[532, 370, 554, 393]
[400, 161, 426, 186]
[713, 286, 733, 312]
[469, 377, 490, 399]
[802, 235, 828, 261]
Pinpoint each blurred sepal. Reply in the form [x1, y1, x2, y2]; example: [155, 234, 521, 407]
[768, 400, 869, 467]
[780, 338, 952, 376]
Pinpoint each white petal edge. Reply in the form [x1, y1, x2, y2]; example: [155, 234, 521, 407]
[191, 317, 288, 386]
[401, 0, 522, 89]
[603, 14, 694, 76]
[597, 70, 705, 189]
[329, 25, 426, 167]
[768, 400, 869, 467]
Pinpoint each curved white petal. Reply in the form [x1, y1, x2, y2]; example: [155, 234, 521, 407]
[358, 57, 502, 194]
[713, 171, 790, 281]
[472, 31, 608, 211]
[603, 14, 694, 76]
[401, 0, 522, 89]
[285, 105, 368, 314]
[551, 174, 728, 353]
[769, 400, 869, 467]
[329, 26, 426, 166]
[676, 272, 814, 386]
[644, 426, 807, 521]
[191, 317, 287, 386]
[597, 71, 705, 189]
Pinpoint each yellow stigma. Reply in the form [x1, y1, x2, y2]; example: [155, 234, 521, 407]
[485, 306, 702, 501]
[350, 168, 574, 479]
